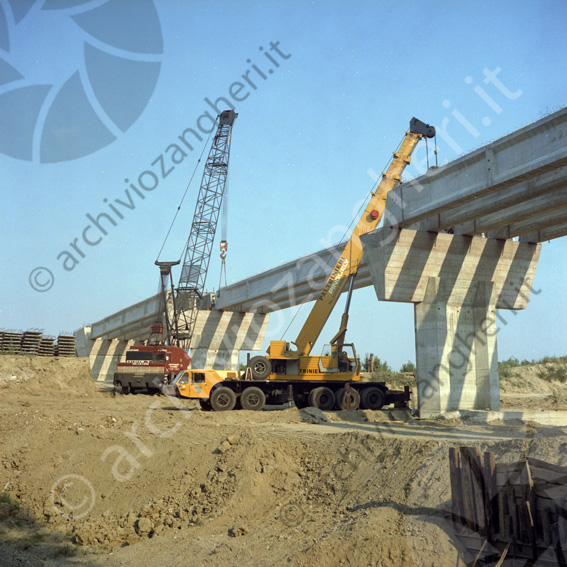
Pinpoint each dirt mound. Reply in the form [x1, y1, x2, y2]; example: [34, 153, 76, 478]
[1, 357, 567, 566]
[0, 355, 95, 398]
[499, 362, 567, 409]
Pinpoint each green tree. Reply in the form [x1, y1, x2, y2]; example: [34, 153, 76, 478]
[400, 360, 416, 373]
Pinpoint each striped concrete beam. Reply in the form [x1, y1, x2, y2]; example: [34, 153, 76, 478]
[360, 228, 541, 309]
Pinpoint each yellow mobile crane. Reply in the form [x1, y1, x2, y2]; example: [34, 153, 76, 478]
[166, 117, 435, 411]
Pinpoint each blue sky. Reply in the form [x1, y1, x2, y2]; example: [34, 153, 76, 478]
[1, 0, 566, 369]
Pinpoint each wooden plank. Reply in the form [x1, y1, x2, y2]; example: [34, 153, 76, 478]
[498, 489, 510, 540]
[484, 451, 498, 535]
[557, 498, 567, 545]
[471, 447, 487, 536]
[534, 483, 567, 500]
[449, 447, 464, 530]
[542, 507, 552, 546]
[521, 461, 539, 558]
[507, 482, 519, 541]
[460, 447, 479, 531]
[529, 464, 567, 485]
[528, 457, 567, 475]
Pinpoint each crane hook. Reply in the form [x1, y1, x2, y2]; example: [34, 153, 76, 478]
[220, 240, 228, 259]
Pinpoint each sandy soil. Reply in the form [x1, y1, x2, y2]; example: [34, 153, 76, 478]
[1, 356, 566, 566]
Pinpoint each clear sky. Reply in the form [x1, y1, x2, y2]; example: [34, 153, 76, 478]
[1, 0, 566, 369]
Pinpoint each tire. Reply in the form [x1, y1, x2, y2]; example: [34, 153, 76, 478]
[308, 387, 335, 411]
[293, 396, 308, 409]
[210, 386, 237, 411]
[240, 387, 266, 411]
[199, 399, 212, 411]
[249, 356, 271, 380]
[361, 387, 385, 410]
[335, 387, 361, 410]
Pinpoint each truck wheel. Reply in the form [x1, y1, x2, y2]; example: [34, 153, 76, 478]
[199, 399, 212, 411]
[240, 387, 266, 411]
[308, 387, 335, 411]
[120, 385, 129, 395]
[293, 396, 308, 409]
[361, 387, 385, 410]
[249, 356, 271, 380]
[210, 386, 237, 411]
[335, 387, 360, 410]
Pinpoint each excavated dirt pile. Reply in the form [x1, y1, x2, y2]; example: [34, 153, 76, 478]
[1, 356, 566, 566]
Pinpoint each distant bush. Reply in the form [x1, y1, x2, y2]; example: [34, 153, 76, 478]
[537, 363, 567, 384]
[400, 361, 416, 373]
[498, 357, 520, 379]
[499, 355, 567, 382]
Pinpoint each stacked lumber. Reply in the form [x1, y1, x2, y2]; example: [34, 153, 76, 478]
[450, 447, 567, 566]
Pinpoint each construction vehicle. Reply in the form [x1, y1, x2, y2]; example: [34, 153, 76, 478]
[113, 343, 192, 394]
[165, 117, 436, 411]
[114, 110, 237, 393]
[113, 266, 191, 394]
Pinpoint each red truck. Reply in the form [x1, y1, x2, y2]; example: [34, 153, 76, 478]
[113, 344, 191, 394]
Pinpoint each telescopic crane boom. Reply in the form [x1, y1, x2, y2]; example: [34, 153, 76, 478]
[288, 117, 435, 358]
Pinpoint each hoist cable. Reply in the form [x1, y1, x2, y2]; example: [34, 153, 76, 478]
[155, 117, 218, 263]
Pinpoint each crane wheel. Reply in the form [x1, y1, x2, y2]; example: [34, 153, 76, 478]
[240, 387, 266, 411]
[308, 387, 335, 411]
[249, 356, 271, 380]
[210, 386, 237, 411]
[199, 399, 212, 411]
[120, 385, 129, 395]
[335, 387, 361, 411]
[361, 387, 385, 410]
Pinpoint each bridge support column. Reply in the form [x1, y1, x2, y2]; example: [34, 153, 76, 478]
[414, 277, 499, 414]
[361, 228, 541, 416]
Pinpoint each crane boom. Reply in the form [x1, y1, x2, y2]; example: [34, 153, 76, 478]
[174, 109, 237, 348]
[291, 117, 435, 356]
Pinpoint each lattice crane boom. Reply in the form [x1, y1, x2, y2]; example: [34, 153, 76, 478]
[174, 109, 237, 349]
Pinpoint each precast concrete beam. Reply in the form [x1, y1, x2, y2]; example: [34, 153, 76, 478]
[456, 186, 567, 236]
[520, 221, 567, 243]
[90, 294, 160, 340]
[428, 167, 567, 232]
[385, 107, 567, 233]
[360, 227, 541, 414]
[488, 206, 567, 239]
[215, 243, 373, 312]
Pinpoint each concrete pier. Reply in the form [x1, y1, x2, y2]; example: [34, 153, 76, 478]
[361, 228, 541, 415]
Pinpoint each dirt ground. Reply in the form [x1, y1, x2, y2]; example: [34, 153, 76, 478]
[1, 356, 566, 567]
